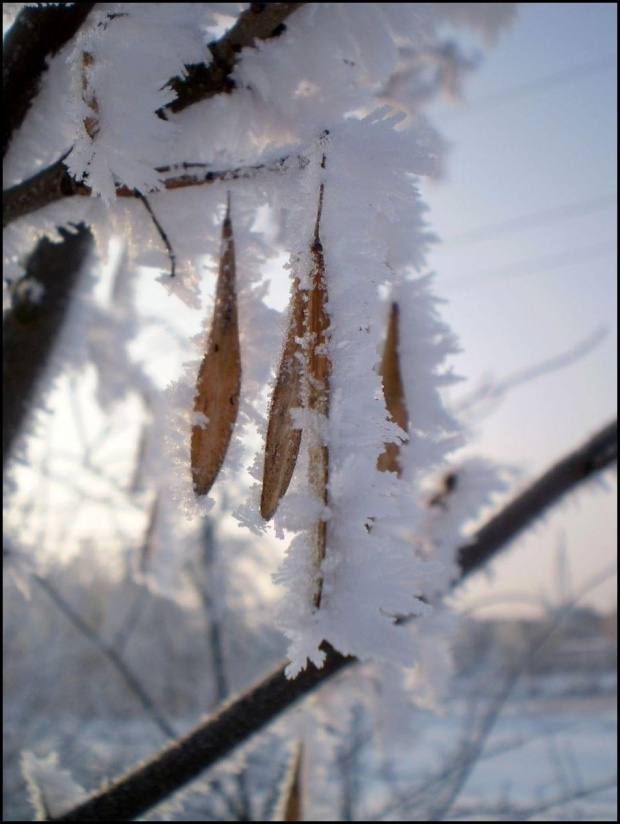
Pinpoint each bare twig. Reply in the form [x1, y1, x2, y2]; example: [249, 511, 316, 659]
[449, 775, 617, 821]
[375, 566, 617, 821]
[52, 420, 617, 822]
[454, 325, 608, 421]
[32, 574, 176, 740]
[188, 519, 253, 820]
[3, 152, 308, 229]
[457, 419, 617, 577]
[134, 192, 176, 278]
[113, 586, 150, 657]
[337, 705, 365, 821]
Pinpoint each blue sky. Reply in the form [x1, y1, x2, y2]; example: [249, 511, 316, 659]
[421, 3, 617, 615]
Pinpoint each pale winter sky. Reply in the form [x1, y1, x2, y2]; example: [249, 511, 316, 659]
[421, 2, 617, 616]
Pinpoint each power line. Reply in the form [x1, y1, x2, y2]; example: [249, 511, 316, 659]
[437, 53, 617, 120]
[440, 194, 617, 248]
[441, 241, 617, 292]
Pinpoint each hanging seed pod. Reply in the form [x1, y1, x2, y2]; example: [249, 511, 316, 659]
[307, 179, 331, 610]
[191, 195, 241, 496]
[81, 52, 100, 140]
[377, 301, 408, 476]
[281, 742, 304, 822]
[260, 278, 305, 520]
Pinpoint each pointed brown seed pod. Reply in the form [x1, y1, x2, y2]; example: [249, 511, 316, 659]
[307, 179, 330, 610]
[282, 742, 304, 822]
[191, 196, 241, 496]
[81, 51, 100, 140]
[377, 301, 408, 476]
[260, 278, 305, 520]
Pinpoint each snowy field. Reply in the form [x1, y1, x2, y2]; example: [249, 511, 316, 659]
[4, 671, 616, 821]
[372, 690, 617, 821]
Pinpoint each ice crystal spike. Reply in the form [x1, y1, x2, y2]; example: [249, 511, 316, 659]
[377, 301, 408, 476]
[307, 179, 330, 610]
[261, 278, 305, 521]
[191, 195, 241, 496]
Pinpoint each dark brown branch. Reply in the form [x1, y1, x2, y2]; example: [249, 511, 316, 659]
[53, 419, 617, 821]
[56, 643, 352, 822]
[134, 192, 176, 277]
[3, 3, 95, 158]
[457, 419, 618, 577]
[3, 154, 308, 228]
[2, 4, 308, 227]
[3, 154, 86, 227]
[168, 3, 308, 113]
[3, 224, 93, 470]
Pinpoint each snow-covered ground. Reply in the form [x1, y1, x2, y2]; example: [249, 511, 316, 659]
[4, 671, 616, 821]
[374, 691, 617, 821]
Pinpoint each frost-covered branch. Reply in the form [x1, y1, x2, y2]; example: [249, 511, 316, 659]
[2, 2, 308, 226]
[457, 419, 617, 577]
[52, 419, 617, 822]
[55, 641, 352, 822]
[2, 152, 309, 228]
[3, 224, 93, 470]
[3, 3, 95, 158]
[168, 2, 309, 113]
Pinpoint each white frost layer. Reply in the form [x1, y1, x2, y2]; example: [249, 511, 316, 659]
[65, 4, 206, 201]
[21, 751, 85, 820]
[268, 118, 466, 677]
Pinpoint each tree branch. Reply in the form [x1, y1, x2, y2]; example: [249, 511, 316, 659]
[457, 419, 617, 576]
[3, 3, 95, 158]
[53, 419, 617, 821]
[56, 642, 352, 822]
[168, 2, 308, 113]
[2, 147, 309, 230]
[3, 224, 93, 470]
[2, 3, 308, 227]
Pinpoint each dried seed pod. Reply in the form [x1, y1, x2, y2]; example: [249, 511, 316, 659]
[260, 279, 305, 521]
[377, 301, 408, 476]
[281, 742, 304, 822]
[81, 51, 100, 140]
[191, 196, 241, 496]
[307, 180, 331, 610]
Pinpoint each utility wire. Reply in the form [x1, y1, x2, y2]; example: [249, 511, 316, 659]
[442, 240, 617, 292]
[437, 53, 617, 120]
[440, 193, 617, 248]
